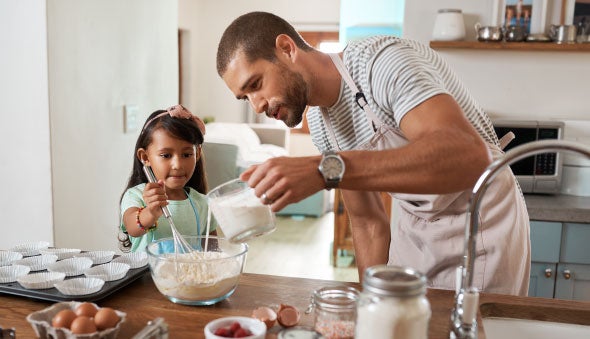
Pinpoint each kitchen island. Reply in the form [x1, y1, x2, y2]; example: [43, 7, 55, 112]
[1, 273, 590, 338]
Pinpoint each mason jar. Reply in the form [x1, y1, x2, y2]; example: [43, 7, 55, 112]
[307, 285, 360, 339]
[355, 265, 431, 339]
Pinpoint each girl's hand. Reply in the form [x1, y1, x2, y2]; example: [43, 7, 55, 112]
[142, 180, 168, 220]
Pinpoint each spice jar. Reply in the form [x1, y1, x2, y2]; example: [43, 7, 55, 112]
[355, 265, 431, 339]
[307, 286, 359, 339]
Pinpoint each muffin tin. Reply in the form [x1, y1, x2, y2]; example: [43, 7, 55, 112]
[48, 257, 93, 277]
[14, 254, 58, 272]
[0, 250, 24, 266]
[74, 250, 115, 265]
[54, 277, 105, 296]
[10, 241, 50, 257]
[39, 248, 81, 260]
[84, 262, 130, 282]
[0, 246, 148, 302]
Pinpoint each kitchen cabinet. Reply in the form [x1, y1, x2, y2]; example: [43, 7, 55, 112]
[529, 221, 590, 301]
[529, 221, 561, 298]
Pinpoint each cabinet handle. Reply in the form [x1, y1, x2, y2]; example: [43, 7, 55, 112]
[563, 269, 571, 280]
[544, 268, 552, 278]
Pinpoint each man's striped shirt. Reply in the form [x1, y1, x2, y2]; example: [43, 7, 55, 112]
[306, 36, 499, 152]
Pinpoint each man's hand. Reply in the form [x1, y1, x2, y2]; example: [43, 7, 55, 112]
[240, 155, 326, 212]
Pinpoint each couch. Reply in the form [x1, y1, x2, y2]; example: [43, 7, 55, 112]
[202, 122, 331, 217]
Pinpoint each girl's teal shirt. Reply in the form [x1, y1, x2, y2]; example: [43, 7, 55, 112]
[120, 183, 216, 252]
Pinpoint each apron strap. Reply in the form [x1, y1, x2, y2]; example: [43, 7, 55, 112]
[322, 53, 386, 151]
[498, 131, 515, 150]
[328, 53, 383, 125]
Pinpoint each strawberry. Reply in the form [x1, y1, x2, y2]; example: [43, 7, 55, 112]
[233, 327, 252, 337]
[229, 321, 242, 333]
[213, 327, 232, 337]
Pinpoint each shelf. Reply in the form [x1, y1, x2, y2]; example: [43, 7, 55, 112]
[430, 40, 590, 52]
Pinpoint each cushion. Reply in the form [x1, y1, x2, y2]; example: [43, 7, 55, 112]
[204, 122, 288, 168]
[237, 144, 288, 168]
[205, 123, 261, 149]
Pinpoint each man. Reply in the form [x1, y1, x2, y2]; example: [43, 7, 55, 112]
[216, 11, 530, 295]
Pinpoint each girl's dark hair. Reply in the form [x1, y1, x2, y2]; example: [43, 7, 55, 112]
[118, 109, 208, 251]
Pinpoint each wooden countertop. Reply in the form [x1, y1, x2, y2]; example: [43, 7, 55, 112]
[2, 273, 590, 338]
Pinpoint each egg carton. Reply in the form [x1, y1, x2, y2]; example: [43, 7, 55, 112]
[26, 301, 126, 339]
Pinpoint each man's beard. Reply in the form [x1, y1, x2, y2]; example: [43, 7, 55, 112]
[269, 65, 308, 128]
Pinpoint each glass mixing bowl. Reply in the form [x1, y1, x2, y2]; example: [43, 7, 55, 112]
[146, 236, 248, 305]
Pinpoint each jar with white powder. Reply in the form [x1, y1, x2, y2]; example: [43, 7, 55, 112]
[355, 265, 431, 339]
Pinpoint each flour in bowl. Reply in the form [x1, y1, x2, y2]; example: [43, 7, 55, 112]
[152, 251, 242, 301]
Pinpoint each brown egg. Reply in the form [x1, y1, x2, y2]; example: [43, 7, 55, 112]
[75, 302, 98, 318]
[51, 309, 77, 329]
[277, 304, 300, 328]
[70, 316, 97, 334]
[94, 307, 120, 330]
[252, 306, 277, 329]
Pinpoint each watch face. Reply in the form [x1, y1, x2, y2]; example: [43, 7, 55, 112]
[322, 155, 344, 179]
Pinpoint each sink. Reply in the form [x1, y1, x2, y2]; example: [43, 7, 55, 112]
[483, 317, 590, 338]
[480, 302, 590, 339]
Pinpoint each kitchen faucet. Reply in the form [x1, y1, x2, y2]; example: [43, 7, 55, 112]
[449, 139, 590, 339]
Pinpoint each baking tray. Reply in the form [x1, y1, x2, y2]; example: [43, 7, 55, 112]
[0, 256, 149, 302]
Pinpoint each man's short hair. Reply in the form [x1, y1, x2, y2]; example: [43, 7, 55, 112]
[216, 11, 312, 76]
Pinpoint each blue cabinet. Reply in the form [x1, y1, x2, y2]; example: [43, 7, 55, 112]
[529, 262, 557, 298]
[529, 221, 590, 301]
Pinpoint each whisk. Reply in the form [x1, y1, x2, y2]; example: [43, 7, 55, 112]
[142, 164, 196, 255]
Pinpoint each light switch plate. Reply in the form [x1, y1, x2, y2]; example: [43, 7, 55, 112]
[124, 105, 139, 133]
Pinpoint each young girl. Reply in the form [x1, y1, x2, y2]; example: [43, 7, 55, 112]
[119, 105, 216, 252]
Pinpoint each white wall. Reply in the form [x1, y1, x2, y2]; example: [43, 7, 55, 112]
[403, 1, 589, 124]
[0, 1, 54, 248]
[47, 0, 179, 251]
[1, 0, 179, 252]
[178, 0, 340, 123]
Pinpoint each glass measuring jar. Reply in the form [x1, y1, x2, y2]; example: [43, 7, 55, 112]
[207, 179, 276, 243]
[355, 265, 431, 339]
[306, 285, 359, 339]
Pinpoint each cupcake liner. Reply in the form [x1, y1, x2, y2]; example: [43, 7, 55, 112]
[54, 277, 105, 296]
[39, 248, 82, 261]
[17, 271, 66, 290]
[74, 250, 115, 265]
[84, 262, 130, 282]
[47, 257, 93, 277]
[0, 264, 31, 283]
[13, 254, 58, 272]
[26, 301, 126, 339]
[0, 250, 23, 266]
[10, 241, 50, 257]
[112, 251, 148, 269]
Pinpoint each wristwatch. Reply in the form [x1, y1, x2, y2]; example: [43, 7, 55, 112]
[318, 151, 345, 190]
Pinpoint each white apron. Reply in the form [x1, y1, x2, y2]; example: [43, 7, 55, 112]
[323, 54, 530, 295]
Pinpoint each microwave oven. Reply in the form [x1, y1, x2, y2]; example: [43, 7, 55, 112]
[492, 119, 565, 194]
